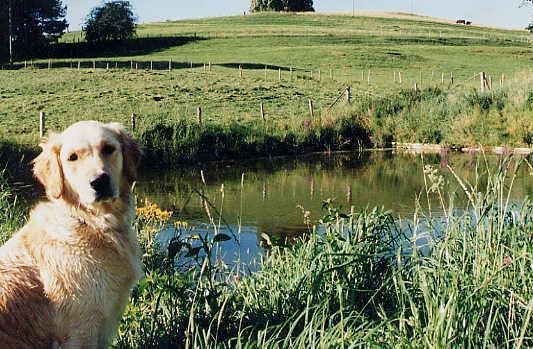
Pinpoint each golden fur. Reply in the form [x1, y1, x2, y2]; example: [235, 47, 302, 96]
[0, 121, 143, 348]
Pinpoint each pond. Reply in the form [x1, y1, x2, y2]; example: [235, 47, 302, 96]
[136, 150, 532, 264]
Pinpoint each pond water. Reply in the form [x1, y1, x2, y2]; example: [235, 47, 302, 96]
[136, 151, 532, 263]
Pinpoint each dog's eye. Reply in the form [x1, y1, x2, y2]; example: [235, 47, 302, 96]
[102, 145, 115, 155]
[68, 153, 78, 162]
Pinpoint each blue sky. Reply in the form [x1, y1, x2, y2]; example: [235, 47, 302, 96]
[64, 0, 533, 31]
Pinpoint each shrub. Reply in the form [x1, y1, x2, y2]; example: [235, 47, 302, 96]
[84, 1, 136, 42]
[463, 90, 508, 112]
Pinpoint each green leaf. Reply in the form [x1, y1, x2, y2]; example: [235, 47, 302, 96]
[185, 246, 201, 258]
[213, 233, 231, 242]
[167, 239, 184, 260]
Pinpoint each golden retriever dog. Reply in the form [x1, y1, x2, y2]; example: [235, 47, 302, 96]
[0, 121, 143, 348]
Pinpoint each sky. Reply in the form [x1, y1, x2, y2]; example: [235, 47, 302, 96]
[64, 0, 533, 31]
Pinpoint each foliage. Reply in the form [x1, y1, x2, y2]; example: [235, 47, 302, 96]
[0, 171, 24, 244]
[115, 159, 532, 348]
[137, 116, 370, 166]
[0, 0, 67, 61]
[250, 0, 314, 12]
[83, 1, 136, 42]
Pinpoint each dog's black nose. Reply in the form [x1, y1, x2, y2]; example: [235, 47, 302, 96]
[90, 173, 112, 198]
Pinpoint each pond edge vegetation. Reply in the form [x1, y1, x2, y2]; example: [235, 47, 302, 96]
[1, 156, 531, 348]
[2, 79, 532, 175]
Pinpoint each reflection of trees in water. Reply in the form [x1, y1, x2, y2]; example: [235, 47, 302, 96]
[136, 152, 531, 231]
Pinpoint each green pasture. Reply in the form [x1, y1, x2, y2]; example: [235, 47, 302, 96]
[0, 12, 531, 157]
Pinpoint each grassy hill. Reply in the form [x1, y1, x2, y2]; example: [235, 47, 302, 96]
[0, 13, 531, 162]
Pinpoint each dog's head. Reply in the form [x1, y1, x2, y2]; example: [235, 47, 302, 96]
[33, 121, 141, 209]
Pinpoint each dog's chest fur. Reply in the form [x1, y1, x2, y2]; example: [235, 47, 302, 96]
[23, 201, 143, 340]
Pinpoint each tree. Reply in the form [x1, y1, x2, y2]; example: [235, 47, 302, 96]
[250, 0, 283, 12]
[250, 0, 314, 13]
[282, 0, 314, 12]
[0, 0, 68, 62]
[84, 1, 136, 42]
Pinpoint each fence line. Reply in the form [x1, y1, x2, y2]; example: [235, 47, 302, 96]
[2, 57, 507, 89]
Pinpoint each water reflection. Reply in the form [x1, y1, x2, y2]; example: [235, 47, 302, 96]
[137, 151, 531, 261]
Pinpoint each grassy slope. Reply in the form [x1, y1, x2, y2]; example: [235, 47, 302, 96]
[0, 13, 531, 152]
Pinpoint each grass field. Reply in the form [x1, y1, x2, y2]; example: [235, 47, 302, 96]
[0, 13, 532, 163]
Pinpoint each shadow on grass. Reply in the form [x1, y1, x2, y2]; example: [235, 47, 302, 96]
[2, 60, 307, 73]
[33, 35, 205, 60]
[218, 62, 294, 71]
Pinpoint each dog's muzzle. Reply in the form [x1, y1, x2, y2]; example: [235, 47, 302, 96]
[90, 173, 114, 201]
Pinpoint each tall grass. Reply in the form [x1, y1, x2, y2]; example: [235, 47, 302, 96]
[116, 157, 532, 348]
[0, 171, 24, 244]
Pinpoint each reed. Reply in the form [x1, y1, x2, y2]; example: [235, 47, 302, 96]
[113, 157, 532, 348]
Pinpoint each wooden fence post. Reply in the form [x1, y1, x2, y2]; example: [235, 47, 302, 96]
[93, 60, 96, 70]
[264, 65, 268, 80]
[239, 65, 243, 78]
[414, 82, 418, 91]
[260, 103, 265, 122]
[318, 69, 321, 81]
[367, 70, 371, 84]
[169, 59, 172, 71]
[208, 62, 211, 72]
[197, 107, 202, 125]
[345, 87, 351, 104]
[48, 59, 51, 70]
[278, 68, 281, 81]
[450, 72, 454, 85]
[131, 113, 136, 131]
[135, 62, 138, 71]
[150, 61, 153, 71]
[399, 71, 402, 84]
[24, 60, 27, 69]
[441, 72, 444, 84]
[308, 99, 314, 118]
[39, 111, 45, 138]
[479, 72, 485, 92]
[130, 60, 133, 70]
[77, 61, 81, 71]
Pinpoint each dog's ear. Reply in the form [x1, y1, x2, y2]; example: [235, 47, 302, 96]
[106, 123, 141, 183]
[32, 133, 64, 199]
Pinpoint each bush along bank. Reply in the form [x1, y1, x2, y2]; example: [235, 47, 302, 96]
[1, 84, 531, 169]
[135, 84, 532, 167]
